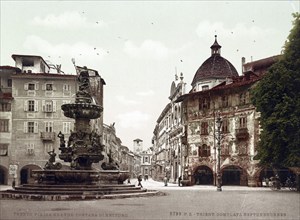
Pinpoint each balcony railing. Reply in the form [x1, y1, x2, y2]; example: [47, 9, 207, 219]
[235, 128, 249, 140]
[40, 132, 56, 141]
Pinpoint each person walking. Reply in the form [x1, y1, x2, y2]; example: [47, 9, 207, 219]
[164, 176, 168, 186]
[137, 175, 143, 188]
[178, 176, 182, 187]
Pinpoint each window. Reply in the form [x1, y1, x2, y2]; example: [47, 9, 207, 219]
[44, 101, 53, 112]
[28, 100, 35, 112]
[221, 144, 230, 155]
[222, 119, 229, 133]
[0, 103, 11, 111]
[44, 143, 53, 153]
[239, 117, 247, 128]
[221, 96, 229, 108]
[24, 121, 38, 133]
[239, 93, 246, 105]
[199, 98, 210, 110]
[198, 144, 210, 157]
[24, 100, 38, 112]
[28, 122, 35, 133]
[202, 85, 209, 91]
[63, 122, 71, 134]
[7, 79, 12, 87]
[28, 83, 35, 90]
[26, 143, 35, 155]
[22, 58, 34, 66]
[45, 121, 53, 132]
[144, 157, 148, 163]
[0, 120, 9, 132]
[63, 84, 71, 91]
[46, 84, 53, 91]
[201, 122, 209, 135]
[0, 144, 8, 156]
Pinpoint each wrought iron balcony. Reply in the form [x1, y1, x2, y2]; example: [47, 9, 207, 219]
[40, 132, 56, 141]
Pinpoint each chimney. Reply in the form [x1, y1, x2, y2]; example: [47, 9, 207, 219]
[241, 57, 246, 73]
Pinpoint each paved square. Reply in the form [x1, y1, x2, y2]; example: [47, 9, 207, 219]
[1, 179, 299, 220]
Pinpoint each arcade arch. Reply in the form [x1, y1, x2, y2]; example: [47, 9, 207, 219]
[20, 164, 42, 184]
[222, 165, 247, 186]
[0, 165, 8, 185]
[193, 165, 213, 185]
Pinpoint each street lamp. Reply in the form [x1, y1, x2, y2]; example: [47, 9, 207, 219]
[216, 113, 222, 191]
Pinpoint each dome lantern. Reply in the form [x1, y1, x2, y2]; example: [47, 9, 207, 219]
[210, 35, 221, 56]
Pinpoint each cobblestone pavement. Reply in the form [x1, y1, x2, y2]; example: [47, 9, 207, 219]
[0, 178, 299, 220]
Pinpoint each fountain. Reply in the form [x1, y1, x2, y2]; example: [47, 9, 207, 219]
[0, 67, 160, 200]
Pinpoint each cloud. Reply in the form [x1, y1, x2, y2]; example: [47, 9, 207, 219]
[23, 35, 106, 72]
[116, 95, 140, 105]
[31, 11, 106, 29]
[136, 90, 155, 97]
[124, 40, 170, 60]
[196, 20, 276, 39]
[116, 111, 150, 129]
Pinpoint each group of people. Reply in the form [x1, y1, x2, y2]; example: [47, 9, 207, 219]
[135, 175, 183, 188]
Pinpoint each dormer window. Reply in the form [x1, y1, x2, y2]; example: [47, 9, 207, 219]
[202, 85, 209, 91]
[22, 58, 34, 67]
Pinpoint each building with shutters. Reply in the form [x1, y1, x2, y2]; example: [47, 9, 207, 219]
[0, 54, 106, 186]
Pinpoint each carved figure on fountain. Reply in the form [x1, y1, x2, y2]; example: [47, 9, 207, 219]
[101, 149, 119, 170]
[44, 149, 62, 170]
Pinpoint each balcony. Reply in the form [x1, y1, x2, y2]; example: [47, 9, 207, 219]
[40, 132, 56, 141]
[235, 128, 249, 140]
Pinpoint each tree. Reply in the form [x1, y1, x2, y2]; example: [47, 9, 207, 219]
[252, 13, 300, 169]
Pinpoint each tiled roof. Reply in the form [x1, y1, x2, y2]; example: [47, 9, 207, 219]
[0, 66, 21, 72]
[191, 54, 239, 86]
[243, 55, 281, 72]
[177, 72, 260, 102]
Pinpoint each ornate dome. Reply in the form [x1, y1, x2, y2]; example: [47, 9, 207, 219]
[191, 36, 239, 86]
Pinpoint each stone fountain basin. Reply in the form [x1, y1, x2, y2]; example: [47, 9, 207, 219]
[61, 103, 103, 119]
[32, 170, 130, 185]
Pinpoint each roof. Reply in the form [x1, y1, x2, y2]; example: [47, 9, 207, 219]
[11, 72, 77, 79]
[11, 54, 50, 69]
[191, 55, 239, 86]
[243, 55, 281, 72]
[191, 36, 238, 86]
[156, 102, 171, 123]
[177, 72, 260, 102]
[0, 66, 21, 72]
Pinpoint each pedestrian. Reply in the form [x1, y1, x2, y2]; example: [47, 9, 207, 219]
[178, 176, 182, 186]
[137, 175, 143, 188]
[12, 178, 16, 189]
[164, 176, 168, 186]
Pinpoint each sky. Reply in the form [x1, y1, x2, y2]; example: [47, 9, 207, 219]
[1, 0, 299, 150]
